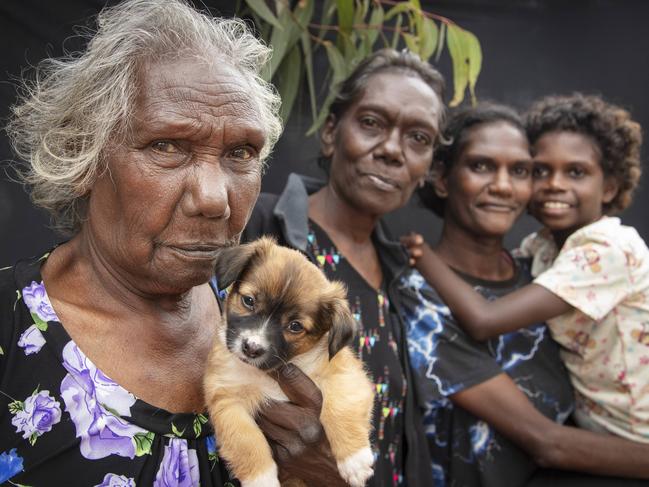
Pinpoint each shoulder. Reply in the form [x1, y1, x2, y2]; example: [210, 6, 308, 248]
[241, 192, 282, 243]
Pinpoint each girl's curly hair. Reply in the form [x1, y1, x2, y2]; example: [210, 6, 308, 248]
[526, 93, 643, 213]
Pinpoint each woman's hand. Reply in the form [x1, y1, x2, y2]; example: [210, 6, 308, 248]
[400, 232, 427, 266]
[257, 364, 348, 487]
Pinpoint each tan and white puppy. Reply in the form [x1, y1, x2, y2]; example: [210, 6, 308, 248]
[204, 237, 375, 487]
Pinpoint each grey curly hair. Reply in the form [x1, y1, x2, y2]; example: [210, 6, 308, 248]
[7, 0, 283, 235]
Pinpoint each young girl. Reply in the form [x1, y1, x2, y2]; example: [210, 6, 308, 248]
[405, 93, 648, 443]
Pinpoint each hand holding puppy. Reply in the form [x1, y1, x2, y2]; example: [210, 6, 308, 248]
[258, 364, 348, 487]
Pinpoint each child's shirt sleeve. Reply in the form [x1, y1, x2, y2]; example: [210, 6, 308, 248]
[534, 234, 631, 321]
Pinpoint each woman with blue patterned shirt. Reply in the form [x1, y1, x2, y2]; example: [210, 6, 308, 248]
[399, 103, 649, 486]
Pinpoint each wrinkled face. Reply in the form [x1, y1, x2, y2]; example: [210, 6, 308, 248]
[322, 72, 442, 217]
[529, 131, 617, 241]
[222, 243, 351, 370]
[440, 122, 532, 238]
[86, 58, 265, 294]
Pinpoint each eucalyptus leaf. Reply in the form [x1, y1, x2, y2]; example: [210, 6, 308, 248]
[464, 29, 483, 104]
[419, 17, 438, 61]
[353, 0, 370, 26]
[391, 14, 403, 49]
[336, 0, 354, 35]
[365, 4, 384, 49]
[244, 0, 282, 30]
[446, 23, 469, 106]
[267, 6, 303, 79]
[402, 32, 419, 54]
[385, 2, 414, 20]
[435, 21, 446, 61]
[277, 45, 302, 123]
[300, 31, 317, 124]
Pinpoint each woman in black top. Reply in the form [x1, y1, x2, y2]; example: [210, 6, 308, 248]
[243, 48, 445, 487]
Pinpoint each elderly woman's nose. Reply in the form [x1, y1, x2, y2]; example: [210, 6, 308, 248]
[183, 162, 231, 219]
[376, 128, 404, 166]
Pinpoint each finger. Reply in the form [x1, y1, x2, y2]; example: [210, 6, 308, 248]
[275, 364, 323, 413]
[258, 415, 306, 458]
[259, 404, 323, 445]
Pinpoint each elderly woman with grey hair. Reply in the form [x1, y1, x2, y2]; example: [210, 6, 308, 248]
[0, 0, 328, 485]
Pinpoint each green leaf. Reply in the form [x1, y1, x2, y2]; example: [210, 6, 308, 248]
[133, 431, 155, 456]
[0, 345, 4, 356]
[31, 385, 40, 396]
[419, 17, 438, 61]
[267, 7, 301, 80]
[391, 14, 403, 49]
[336, 0, 354, 35]
[245, 0, 282, 30]
[435, 21, 446, 61]
[29, 432, 38, 446]
[362, 4, 384, 54]
[402, 32, 418, 54]
[306, 88, 338, 136]
[300, 31, 317, 124]
[14, 290, 21, 311]
[101, 403, 122, 418]
[8, 400, 24, 414]
[192, 416, 202, 438]
[197, 413, 208, 424]
[353, 0, 370, 26]
[277, 44, 302, 123]
[464, 29, 483, 105]
[446, 24, 469, 107]
[324, 41, 347, 84]
[294, 0, 315, 28]
[171, 422, 185, 437]
[30, 311, 48, 332]
[446, 24, 482, 106]
[385, 2, 414, 20]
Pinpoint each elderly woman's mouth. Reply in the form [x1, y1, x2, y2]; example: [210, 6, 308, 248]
[364, 173, 400, 191]
[167, 244, 223, 259]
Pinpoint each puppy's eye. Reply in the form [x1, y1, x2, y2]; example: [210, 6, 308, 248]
[287, 321, 304, 334]
[241, 295, 255, 310]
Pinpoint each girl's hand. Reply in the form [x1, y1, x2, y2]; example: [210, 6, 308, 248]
[400, 232, 426, 266]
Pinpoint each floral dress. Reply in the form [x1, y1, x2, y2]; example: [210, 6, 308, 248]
[0, 254, 237, 486]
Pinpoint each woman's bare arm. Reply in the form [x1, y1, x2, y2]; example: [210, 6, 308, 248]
[409, 239, 572, 340]
[453, 373, 649, 478]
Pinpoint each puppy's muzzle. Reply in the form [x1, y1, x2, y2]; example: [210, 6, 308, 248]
[241, 337, 266, 359]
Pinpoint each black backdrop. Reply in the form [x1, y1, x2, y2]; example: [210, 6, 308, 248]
[1, 0, 648, 266]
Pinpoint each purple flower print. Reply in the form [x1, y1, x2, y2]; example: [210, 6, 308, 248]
[22, 281, 58, 322]
[17, 324, 46, 355]
[153, 438, 199, 487]
[60, 341, 147, 460]
[94, 473, 136, 487]
[11, 390, 61, 442]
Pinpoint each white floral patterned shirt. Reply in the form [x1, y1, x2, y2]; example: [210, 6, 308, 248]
[518, 217, 649, 442]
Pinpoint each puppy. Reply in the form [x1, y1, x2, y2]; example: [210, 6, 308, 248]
[204, 237, 375, 487]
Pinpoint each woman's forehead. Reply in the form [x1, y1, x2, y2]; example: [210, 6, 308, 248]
[129, 59, 265, 141]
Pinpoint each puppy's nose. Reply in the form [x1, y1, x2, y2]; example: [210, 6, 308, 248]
[242, 338, 265, 359]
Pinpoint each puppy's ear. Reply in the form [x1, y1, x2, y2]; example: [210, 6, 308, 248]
[213, 236, 276, 289]
[324, 281, 357, 359]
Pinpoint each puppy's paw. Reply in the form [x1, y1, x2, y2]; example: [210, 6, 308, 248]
[241, 465, 280, 487]
[337, 447, 374, 487]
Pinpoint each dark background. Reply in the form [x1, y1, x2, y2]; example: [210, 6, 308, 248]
[1, 0, 648, 266]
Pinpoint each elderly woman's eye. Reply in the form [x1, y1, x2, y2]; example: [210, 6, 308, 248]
[360, 117, 379, 129]
[230, 146, 256, 161]
[241, 295, 255, 309]
[287, 321, 304, 334]
[151, 141, 180, 154]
